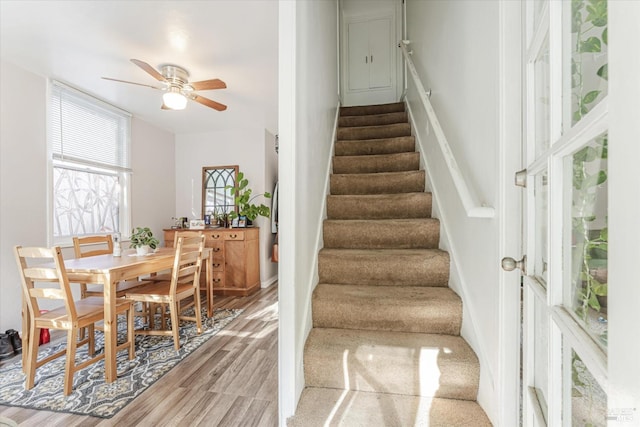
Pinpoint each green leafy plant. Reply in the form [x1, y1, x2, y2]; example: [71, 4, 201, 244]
[571, 0, 608, 330]
[129, 227, 160, 249]
[571, 0, 608, 124]
[226, 172, 271, 221]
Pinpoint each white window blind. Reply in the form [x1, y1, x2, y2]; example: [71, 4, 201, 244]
[50, 81, 132, 240]
[51, 81, 131, 171]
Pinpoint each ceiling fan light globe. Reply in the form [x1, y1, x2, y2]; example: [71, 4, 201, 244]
[162, 91, 187, 110]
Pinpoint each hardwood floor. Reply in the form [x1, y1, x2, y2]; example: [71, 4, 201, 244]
[0, 284, 279, 427]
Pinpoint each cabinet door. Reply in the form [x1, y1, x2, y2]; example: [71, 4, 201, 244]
[368, 18, 391, 89]
[347, 20, 370, 91]
[224, 240, 246, 289]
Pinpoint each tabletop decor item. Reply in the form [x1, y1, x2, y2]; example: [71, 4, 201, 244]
[129, 227, 160, 255]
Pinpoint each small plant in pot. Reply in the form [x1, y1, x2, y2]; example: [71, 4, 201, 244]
[226, 171, 271, 225]
[130, 227, 160, 255]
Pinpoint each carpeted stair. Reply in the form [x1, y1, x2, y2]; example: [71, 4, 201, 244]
[289, 102, 492, 426]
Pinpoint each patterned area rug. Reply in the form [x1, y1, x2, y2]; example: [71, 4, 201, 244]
[0, 308, 242, 418]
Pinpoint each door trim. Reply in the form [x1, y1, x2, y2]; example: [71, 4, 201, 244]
[496, 1, 523, 425]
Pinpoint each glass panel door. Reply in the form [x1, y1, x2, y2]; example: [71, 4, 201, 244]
[522, 1, 609, 425]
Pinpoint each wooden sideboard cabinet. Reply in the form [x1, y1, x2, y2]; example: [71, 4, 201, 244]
[163, 227, 261, 296]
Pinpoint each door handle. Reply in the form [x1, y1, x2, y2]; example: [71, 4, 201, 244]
[515, 168, 527, 188]
[501, 255, 526, 275]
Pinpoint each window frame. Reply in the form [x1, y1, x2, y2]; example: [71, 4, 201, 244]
[47, 80, 132, 246]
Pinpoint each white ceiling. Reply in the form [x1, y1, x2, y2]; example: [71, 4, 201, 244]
[0, 0, 279, 135]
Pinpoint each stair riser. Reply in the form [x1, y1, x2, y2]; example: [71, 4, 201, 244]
[312, 285, 461, 334]
[326, 194, 432, 220]
[331, 170, 425, 195]
[333, 152, 420, 174]
[323, 220, 439, 249]
[304, 330, 479, 400]
[337, 123, 411, 141]
[340, 102, 405, 116]
[318, 251, 450, 287]
[335, 137, 415, 156]
[338, 112, 408, 127]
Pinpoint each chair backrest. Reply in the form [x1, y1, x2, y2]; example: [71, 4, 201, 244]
[170, 235, 206, 295]
[14, 246, 77, 321]
[72, 235, 113, 258]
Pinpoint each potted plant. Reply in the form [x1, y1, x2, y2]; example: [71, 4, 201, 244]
[226, 171, 271, 225]
[129, 227, 160, 255]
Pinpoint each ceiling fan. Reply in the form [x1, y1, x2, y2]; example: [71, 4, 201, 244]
[102, 59, 227, 111]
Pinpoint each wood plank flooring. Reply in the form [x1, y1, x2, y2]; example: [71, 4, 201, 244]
[0, 284, 279, 427]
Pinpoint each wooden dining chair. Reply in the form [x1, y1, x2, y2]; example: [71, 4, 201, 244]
[14, 245, 135, 396]
[124, 235, 205, 350]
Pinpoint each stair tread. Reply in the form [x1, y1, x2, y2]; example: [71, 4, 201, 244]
[338, 111, 408, 127]
[330, 170, 425, 195]
[340, 102, 405, 116]
[333, 151, 419, 174]
[320, 247, 448, 256]
[289, 388, 491, 427]
[327, 192, 432, 219]
[307, 327, 475, 365]
[305, 328, 478, 399]
[335, 136, 415, 156]
[313, 283, 461, 334]
[323, 218, 440, 249]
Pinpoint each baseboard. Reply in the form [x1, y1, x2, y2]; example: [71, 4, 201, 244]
[261, 275, 278, 288]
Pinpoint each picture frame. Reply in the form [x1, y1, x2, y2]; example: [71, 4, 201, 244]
[238, 215, 247, 228]
[189, 219, 205, 230]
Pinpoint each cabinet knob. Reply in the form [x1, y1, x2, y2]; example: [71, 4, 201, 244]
[213, 278, 221, 283]
[212, 234, 220, 239]
[230, 234, 237, 239]
[213, 263, 221, 268]
[213, 248, 221, 252]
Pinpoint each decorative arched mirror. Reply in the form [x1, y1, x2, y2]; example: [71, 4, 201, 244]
[202, 165, 238, 218]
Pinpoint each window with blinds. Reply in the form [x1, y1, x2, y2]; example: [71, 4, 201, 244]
[50, 81, 132, 241]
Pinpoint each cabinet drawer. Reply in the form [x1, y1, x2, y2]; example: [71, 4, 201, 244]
[206, 232, 224, 242]
[209, 241, 224, 255]
[210, 258, 224, 271]
[224, 231, 245, 241]
[212, 272, 225, 287]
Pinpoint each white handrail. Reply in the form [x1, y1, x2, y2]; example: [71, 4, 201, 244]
[399, 40, 494, 219]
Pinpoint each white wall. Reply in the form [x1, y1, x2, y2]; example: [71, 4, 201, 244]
[0, 61, 48, 332]
[278, 0, 339, 423]
[0, 60, 176, 333]
[406, 0, 501, 423]
[175, 128, 278, 285]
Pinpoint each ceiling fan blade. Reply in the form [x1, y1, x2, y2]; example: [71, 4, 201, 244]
[191, 94, 227, 111]
[130, 59, 166, 82]
[190, 79, 227, 91]
[102, 77, 162, 89]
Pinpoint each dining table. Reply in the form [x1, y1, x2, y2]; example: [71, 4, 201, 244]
[22, 247, 213, 383]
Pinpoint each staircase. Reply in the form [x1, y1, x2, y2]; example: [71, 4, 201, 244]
[288, 102, 492, 426]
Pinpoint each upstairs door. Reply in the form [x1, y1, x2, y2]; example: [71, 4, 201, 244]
[342, 13, 398, 106]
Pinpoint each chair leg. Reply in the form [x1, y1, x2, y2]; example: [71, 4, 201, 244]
[64, 329, 77, 396]
[170, 302, 180, 351]
[127, 303, 135, 360]
[24, 324, 39, 390]
[87, 324, 95, 356]
[194, 290, 203, 335]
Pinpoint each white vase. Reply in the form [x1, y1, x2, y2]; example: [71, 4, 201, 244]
[135, 245, 150, 256]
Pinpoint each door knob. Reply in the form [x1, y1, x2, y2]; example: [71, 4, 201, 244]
[501, 255, 526, 275]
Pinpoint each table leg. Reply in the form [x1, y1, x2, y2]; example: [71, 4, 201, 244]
[206, 254, 213, 318]
[103, 274, 117, 382]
